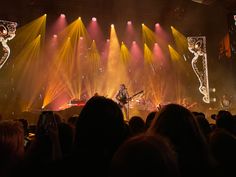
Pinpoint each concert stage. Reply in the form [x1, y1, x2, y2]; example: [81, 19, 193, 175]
[0, 0, 236, 125]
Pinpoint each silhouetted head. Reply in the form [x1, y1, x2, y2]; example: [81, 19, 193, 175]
[145, 111, 157, 129]
[75, 96, 127, 152]
[0, 120, 24, 173]
[148, 104, 203, 146]
[128, 116, 145, 136]
[147, 104, 212, 176]
[216, 110, 236, 135]
[110, 134, 179, 177]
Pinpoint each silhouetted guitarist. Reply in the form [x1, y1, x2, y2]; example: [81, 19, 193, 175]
[115, 84, 129, 121]
[115, 84, 144, 121]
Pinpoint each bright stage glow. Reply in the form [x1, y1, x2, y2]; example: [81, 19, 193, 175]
[60, 14, 66, 18]
[212, 88, 216, 92]
[210, 98, 217, 102]
[92, 17, 97, 22]
[127, 21, 132, 25]
[2, 18, 214, 117]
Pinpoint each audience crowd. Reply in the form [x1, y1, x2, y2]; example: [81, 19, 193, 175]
[0, 95, 236, 177]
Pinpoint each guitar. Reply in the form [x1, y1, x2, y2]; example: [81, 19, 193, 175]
[117, 90, 144, 107]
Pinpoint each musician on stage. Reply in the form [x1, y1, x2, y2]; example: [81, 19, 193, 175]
[115, 84, 129, 121]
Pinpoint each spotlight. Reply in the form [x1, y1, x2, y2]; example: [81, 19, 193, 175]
[132, 41, 136, 44]
[127, 21, 132, 25]
[78, 17, 81, 20]
[106, 39, 110, 42]
[210, 98, 217, 102]
[155, 23, 160, 27]
[210, 88, 216, 92]
[111, 24, 114, 28]
[92, 17, 97, 22]
[60, 14, 66, 18]
[44, 14, 47, 17]
[142, 23, 144, 26]
[80, 37, 84, 40]
[53, 34, 58, 38]
[154, 43, 158, 46]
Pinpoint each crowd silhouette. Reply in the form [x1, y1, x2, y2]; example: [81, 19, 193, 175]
[0, 95, 236, 177]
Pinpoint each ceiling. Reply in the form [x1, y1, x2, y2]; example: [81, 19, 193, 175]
[0, 0, 235, 40]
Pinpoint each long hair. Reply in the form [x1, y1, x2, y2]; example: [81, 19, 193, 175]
[0, 120, 24, 172]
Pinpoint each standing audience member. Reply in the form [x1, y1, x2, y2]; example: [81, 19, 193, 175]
[147, 104, 216, 177]
[209, 128, 236, 177]
[145, 111, 157, 130]
[15, 111, 62, 177]
[192, 112, 212, 141]
[73, 96, 128, 176]
[128, 116, 145, 136]
[42, 96, 129, 177]
[0, 120, 25, 177]
[110, 134, 180, 177]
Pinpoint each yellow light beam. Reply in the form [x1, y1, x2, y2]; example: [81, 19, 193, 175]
[105, 25, 130, 97]
[171, 26, 188, 54]
[168, 44, 182, 61]
[12, 15, 46, 54]
[80, 40, 102, 98]
[144, 43, 153, 64]
[59, 17, 90, 48]
[12, 35, 43, 111]
[43, 37, 75, 107]
[120, 42, 131, 64]
[142, 24, 156, 47]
